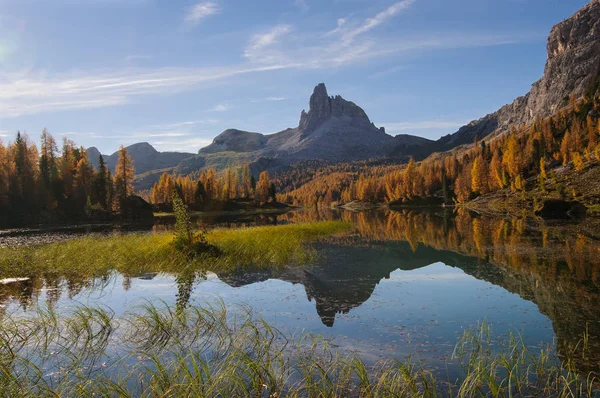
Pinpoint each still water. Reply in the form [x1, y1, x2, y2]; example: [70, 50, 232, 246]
[1, 209, 599, 376]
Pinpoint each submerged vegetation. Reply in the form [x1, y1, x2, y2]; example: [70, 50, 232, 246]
[0, 302, 597, 397]
[0, 221, 352, 279]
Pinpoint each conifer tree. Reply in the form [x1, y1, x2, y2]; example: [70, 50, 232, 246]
[92, 155, 109, 210]
[255, 171, 271, 203]
[114, 146, 135, 207]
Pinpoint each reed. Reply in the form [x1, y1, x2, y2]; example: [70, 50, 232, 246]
[0, 302, 596, 397]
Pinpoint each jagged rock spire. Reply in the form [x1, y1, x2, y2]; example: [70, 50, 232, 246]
[298, 83, 372, 134]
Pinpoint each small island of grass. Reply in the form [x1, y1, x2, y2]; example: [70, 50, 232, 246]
[0, 220, 352, 281]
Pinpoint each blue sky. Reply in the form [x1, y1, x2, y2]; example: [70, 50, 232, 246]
[0, 0, 590, 154]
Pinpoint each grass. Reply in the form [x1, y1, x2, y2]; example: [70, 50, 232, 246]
[0, 221, 352, 280]
[0, 302, 596, 397]
[588, 204, 600, 215]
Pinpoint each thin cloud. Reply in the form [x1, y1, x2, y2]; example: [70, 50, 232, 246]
[135, 132, 192, 138]
[326, 18, 347, 36]
[150, 120, 220, 129]
[368, 65, 407, 79]
[342, 0, 415, 43]
[211, 104, 229, 112]
[241, 0, 527, 70]
[0, 64, 286, 118]
[244, 25, 293, 62]
[184, 2, 220, 26]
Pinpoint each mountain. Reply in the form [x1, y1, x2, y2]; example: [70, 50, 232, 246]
[87, 142, 195, 177]
[91, 0, 599, 191]
[172, 83, 434, 178]
[198, 83, 433, 163]
[437, 0, 600, 149]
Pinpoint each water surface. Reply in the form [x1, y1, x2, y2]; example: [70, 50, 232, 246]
[1, 208, 599, 376]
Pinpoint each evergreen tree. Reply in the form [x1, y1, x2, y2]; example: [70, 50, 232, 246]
[92, 155, 109, 210]
[194, 180, 206, 208]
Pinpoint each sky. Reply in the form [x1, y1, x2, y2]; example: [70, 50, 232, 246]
[0, 0, 590, 154]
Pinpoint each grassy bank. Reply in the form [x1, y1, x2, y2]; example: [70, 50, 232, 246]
[0, 302, 596, 397]
[0, 221, 352, 279]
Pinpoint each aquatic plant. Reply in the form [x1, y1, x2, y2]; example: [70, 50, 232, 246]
[0, 302, 596, 397]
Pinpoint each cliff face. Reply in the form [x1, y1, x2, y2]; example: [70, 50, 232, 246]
[438, 0, 600, 149]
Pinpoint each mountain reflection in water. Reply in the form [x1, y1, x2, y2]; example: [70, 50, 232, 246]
[1, 208, 599, 375]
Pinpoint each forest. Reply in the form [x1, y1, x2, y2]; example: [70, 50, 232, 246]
[0, 131, 135, 227]
[148, 166, 277, 211]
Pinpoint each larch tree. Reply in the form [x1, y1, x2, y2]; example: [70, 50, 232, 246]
[560, 131, 572, 165]
[74, 151, 94, 207]
[241, 164, 252, 198]
[114, 146, 135, 206]
[403, 157, 416, 198]
[255, 171, 271, 204]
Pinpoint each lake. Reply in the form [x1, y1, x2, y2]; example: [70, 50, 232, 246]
[1, 208, 599, 382]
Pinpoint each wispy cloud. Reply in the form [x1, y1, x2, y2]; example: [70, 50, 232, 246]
[368, 65, 407, 79]
[241, 0, 527, 70]
[0, 64, 286, 118]
[210, 104, 229, 112]
[244, 25, 293, 62]
[135, 132, 192, 138]
[326, 18, 347, 36]
[341, 0, 415, 43]
[184, 2, 220, 26]
[250, 96, 287, 103]
[150, 120, 220, 129]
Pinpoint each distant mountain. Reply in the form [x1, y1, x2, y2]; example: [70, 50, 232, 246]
[437, 0, 600, 149]
[199, 83, 434, 162]
[87, 142, 195, 177]
[173, 83, 433, 178]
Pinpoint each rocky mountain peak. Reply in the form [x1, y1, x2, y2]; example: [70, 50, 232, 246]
[127, 142, 158, 155]
[439, 0, 600, 149]
[299, 83, 331, 132]
[548, 0, 600, 59]
[298, 83, 372, 134]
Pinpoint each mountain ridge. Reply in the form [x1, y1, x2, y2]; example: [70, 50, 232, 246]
[87, 142, 195, 177]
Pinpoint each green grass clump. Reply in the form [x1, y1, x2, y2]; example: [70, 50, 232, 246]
[0, 221, 352, 280]
[0, 303, 596, 397]
[588, 204, 600, 215]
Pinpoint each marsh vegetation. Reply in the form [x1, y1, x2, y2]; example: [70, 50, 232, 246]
[0, 302, 597, 397]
